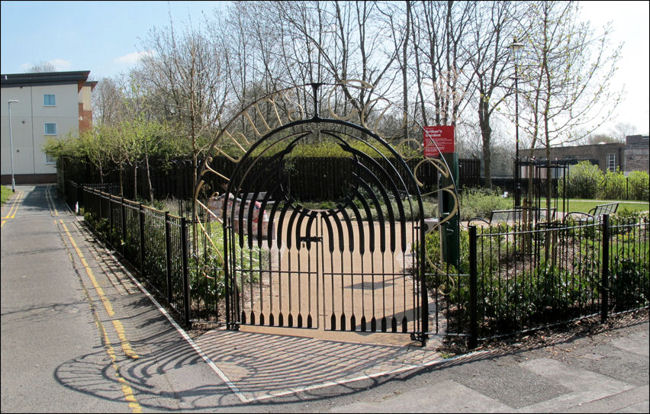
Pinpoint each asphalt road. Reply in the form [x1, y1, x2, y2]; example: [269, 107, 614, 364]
[1, 186, 242, 412]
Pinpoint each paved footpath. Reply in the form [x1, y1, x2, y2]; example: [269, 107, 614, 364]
[1, 185, 648, 413]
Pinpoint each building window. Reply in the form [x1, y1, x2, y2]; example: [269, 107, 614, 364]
[607, 153, 616, 172]
[44, 122, 57, 135]
[43, 94, 56, 106]
[46, 154, 57, 164]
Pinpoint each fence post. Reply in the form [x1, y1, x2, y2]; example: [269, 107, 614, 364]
[601, 214, 610, 323]
[165, 211, 172, 305]
[181, 217, 191, 326]
[121, 197, 126, 257]
[76, 184, 83, 213]
[139, 203, 145, 276]
[468, 226, 478, 349]
[109, 195, 114, 243]
[98, 191, 102, 221]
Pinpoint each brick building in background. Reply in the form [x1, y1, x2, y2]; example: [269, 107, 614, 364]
[528, 135, 649, 175]
[1, 71, 96, 184]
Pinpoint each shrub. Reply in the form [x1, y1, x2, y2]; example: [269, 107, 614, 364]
[561, 161, 603, 199]
[599, 168, 627, 200]
[459, 188, 511, 220]
[627, 170, 650, 201]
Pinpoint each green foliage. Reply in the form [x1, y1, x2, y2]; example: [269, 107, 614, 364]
[561, 161, 603, 199]
[459, 187, 511, 220]
[433, 216, 648, 336]
[627, 171, 650, 201]
[1, 186, 12, 204]
[560, 162, 649, 201]
[610, 258, 649, 310]
[600, 168, 627, 200]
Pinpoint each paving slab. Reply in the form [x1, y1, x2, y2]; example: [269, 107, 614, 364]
[194, 328, 444, 402]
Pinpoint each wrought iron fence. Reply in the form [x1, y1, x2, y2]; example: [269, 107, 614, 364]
[77, 184, 193, 326]
[443, 215, 649, 347]
[65, 180, 648, 343]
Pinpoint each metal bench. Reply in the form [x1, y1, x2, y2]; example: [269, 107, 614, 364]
[589, 202, 619, 217]
[468, 207, 557, 227]
[563, 202, 619, 224]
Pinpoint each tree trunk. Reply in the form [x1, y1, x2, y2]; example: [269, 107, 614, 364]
[119, 167, 124, 197]
[133, 164, 138, 200]
[145, 153, 154, 204]
[478, 97, 492, 189]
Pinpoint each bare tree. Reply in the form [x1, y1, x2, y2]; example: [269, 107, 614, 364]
[516, 1, 622, 213]
[410, 1, 475, 127]
[28, 61, 57, 72]
[138, 17, 229, 245]
[466, 1, 523, 187]
[92, 76, 127, 126]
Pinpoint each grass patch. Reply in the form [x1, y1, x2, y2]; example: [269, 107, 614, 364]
[540, 199, 649, 214]
[1, 186, 13, 205]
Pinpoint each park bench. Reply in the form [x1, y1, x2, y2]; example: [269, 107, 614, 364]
[563, 202, 619, 224]
[589, 202, 619, 217]
[468, 207, 557, 227]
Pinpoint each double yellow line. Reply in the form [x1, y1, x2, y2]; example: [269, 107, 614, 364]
[53, 193, 142, 412]
[1, 191, 24, 227]
[45, 186, 59, 217]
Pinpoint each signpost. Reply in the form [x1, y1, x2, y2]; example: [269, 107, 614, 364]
[424, 126, 455, 157]
[423, 125, 460, 269]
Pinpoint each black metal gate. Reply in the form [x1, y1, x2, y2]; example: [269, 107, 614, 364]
[222, 117, 427, 344]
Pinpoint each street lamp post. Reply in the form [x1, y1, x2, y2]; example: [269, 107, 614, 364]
[8, 99, 19, 193]
[509, 38, 523, 208]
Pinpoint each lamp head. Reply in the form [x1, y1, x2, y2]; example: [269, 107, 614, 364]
[509, 37, 524, 62]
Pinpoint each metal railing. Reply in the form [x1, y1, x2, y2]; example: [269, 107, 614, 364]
[456, 215, 649, 347]
[64, 180, 648, 344]
[74, 182, 192, 326]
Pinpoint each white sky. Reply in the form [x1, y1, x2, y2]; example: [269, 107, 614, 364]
[578, 1, 649, 136]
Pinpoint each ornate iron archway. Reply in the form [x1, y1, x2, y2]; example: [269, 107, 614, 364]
[194, 82, 461, 345]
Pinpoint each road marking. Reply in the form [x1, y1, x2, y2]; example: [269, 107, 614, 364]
[94, 238, 250, 403]
[2, 191, 24, 226]
[57, 220, 142, 413]
[45, 186, 59, 216]
[60, 220, 139, 360]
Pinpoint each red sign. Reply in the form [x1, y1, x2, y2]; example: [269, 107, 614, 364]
[423, 126, 455, 157]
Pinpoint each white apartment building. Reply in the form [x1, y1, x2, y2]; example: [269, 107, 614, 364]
[1, 71, 96, 184]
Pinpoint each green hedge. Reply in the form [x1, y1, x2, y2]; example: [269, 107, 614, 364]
[560, 161, 649, 201]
